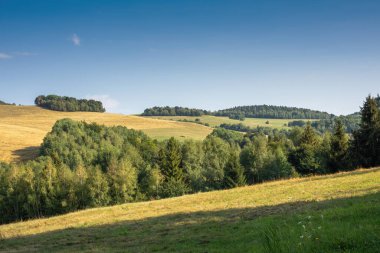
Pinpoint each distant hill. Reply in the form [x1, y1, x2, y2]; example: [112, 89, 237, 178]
[0, 100, 14, 105]
[35, 95, 106, 112]
[214, 105, 334, 120]
[142, 105, 334, 119]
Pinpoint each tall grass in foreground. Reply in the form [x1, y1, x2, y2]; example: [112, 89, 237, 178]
[262, 193, 379, 253]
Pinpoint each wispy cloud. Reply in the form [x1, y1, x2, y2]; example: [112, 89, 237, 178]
[0, 53, 12, 60]
[0, 51, 37, 60]
[85, 94, 119, 111]
[71, 33, 81, 46]
[13, 51, 37, 56]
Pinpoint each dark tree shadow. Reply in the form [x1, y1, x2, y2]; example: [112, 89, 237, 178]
[0, 192, 378, 253]
[11, 146, 40, 162]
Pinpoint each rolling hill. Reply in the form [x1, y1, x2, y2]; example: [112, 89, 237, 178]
[0, 168, 379, 252]
[146, 115, 296, 129]
[0, 105, 212, 163]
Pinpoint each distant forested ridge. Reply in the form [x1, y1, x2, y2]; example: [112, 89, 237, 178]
[142, 106, 210, 116]
[0, 100, 14, 105]
[287, 95, 380, 133]
[287, 114, 361, 134]
[35, 95, 105, 112]
[142, 105, 333, 119]
[214, 105, 334, 119]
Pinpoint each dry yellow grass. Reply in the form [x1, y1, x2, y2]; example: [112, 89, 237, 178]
[0, 168, 379, 240]
[0, 105, 212, 163]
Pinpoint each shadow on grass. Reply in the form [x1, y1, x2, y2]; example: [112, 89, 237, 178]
[1, 192, 379, 253]
[11, 146, 40, 162]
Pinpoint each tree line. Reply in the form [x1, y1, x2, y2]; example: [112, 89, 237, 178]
[0, 100, 15, 105]
[141, 106, 210, 116]
[214, 105, 334, 120]
[141, 105, 334, 120]
[35, 95, 105, 112]
[0, 95, 379, 224]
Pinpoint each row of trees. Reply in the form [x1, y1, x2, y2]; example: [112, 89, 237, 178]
[35, 95, 105, 112]
[142, 106, 210, 116]
[1, 96, 379, 224]
[141, 105, 334, 119]
[288, 115, 361, 134]
[213, 105, 334, 119]
[0, 100, 15, 105]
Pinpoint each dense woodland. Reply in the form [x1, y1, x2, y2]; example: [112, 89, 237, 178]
[142, 106, 209, 116]
[142, 105, 334, 120]
[1, 96, 379, 224]
[214, 105, 334, 120]
[35, 95, 105, 112]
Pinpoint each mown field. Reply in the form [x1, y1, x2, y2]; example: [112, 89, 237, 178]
[146, 115, 307, 129]
[0, 105, 212, 163]
[0, 168, 379, 253]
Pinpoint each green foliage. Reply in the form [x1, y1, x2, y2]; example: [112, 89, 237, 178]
[328, 120, 349, 172]
[214, 105, 333, 119]
[209, 127, 244, 145]
[289, 123, 323, 175]
[224, 150, 246, 188]
[142, 106, 210, 116]
[34, 95, 105, 112]
[351, 95, 380, 168]
[202, 136, 230, 190]
[1, 95, 379, 224]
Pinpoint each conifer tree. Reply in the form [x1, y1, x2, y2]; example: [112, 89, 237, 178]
[328, 120, 349, 172]
[352, 96, 380, 167]
[224, 150, 246, 188]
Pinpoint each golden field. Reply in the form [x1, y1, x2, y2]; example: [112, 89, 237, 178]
[0, 105, 212, 163]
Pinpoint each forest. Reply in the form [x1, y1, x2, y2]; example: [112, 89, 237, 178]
[213, 105, 334, 119]
[0, 95, 379, 224]
[34, 95, 105, 112]
[141, 106, 210, 116]
[142, 105, 334, 119]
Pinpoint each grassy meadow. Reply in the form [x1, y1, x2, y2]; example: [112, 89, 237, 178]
[146, 115, 307, 129]
[0, 168, 379, 252]
[0, 105, 212, 163]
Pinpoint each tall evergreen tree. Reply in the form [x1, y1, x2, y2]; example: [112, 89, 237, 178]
[328, 120, 349, 172]
[160, 137, 183, 181]
[352, 96, 380, 167]
[289, 123, 322, 175]
[224, 150, 246, 188]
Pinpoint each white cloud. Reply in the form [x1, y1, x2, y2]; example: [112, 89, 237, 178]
[0, 53, 12, 59]
[13, 51, 37, 56]
[85, 94, 119, 111]
[71, 33, 81, 46]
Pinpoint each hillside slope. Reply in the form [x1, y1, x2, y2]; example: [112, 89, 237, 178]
[0, 168, 379, 252]
[146, 115, 296, 129]
[0, 105, 212, 163]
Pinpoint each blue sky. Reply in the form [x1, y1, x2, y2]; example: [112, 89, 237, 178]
[0, 0, 379, 115]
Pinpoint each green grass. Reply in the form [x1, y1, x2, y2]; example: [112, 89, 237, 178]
[0, 168, 379, 252]
[145, 115, 311, 129]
